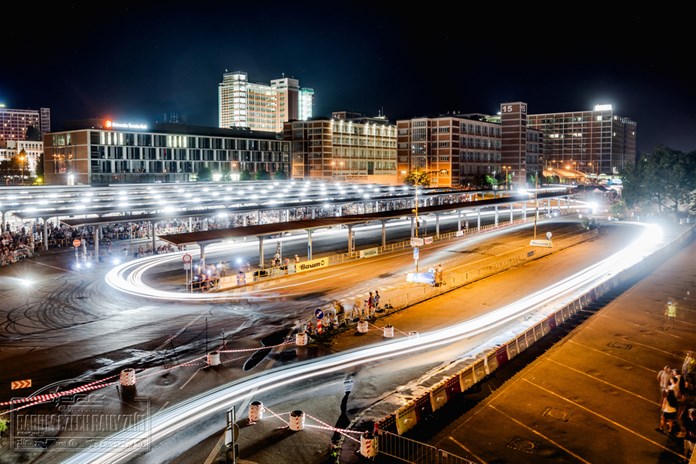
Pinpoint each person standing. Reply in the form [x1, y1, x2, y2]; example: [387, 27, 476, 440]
[657, 366, 672, 402]
[373, 291, 381, 311]
[657, 388, 678, 434]
[683, 408, 696, 459]
[664, 298, 677, 329]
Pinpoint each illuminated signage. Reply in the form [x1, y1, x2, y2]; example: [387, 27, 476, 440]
[105, 120, 148, 130]
[593, 104, 613, 111]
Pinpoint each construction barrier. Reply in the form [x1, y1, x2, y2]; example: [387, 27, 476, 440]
[357, 320, 369, 333]
[295, 332, 308, 346]
[360, 431, 378, 458]
[289, 410, 305, 431]
[383, 325, 394, 338]
[119, 368, 136, 387]
[207, 351, 221, 366]
[248, 401, 264, 422]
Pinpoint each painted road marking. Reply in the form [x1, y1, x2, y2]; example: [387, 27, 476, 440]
[179, 368, 202, 390]
[546, 358, 657, 405]
[522, 378, 684, 459]
[488, 403, 592, 464]
[566, 340, 654, 372]
[447, 436, 487, 464]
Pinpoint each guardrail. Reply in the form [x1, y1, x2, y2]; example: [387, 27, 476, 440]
[373, 225, 696, 436]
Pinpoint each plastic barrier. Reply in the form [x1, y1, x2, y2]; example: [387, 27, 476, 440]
[295, 332, 308, 346]
[289, 410, 305, 431]
[207, 351, 221, 366]
[357, 320, 369, 333]
[120, 368, 136, 387]
[383, 325, 394, 338]
[360, 431, 378, 458]
[248, 401, 264, 422]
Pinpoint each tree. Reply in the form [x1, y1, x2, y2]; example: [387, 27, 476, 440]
[25, 125, 42, 141]
[0, 417, 7, 437]
[273, 169, 288, 180]
[239, 169, 252, 181]
[621, 146, 696, 218]
[255, 167, 271, 180]
[197, 165, 212, 181]
[403, 170, 431, 187]
[35, 152, 45, 180]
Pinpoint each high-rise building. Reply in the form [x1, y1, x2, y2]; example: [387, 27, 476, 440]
[284, 112, 397, 184]
[0, 105, 51, 142]
[44, 119, 290, 185]
[397, 110, 543, 188]
[528, 104, 636, 175]
[219, 71, 314, 132]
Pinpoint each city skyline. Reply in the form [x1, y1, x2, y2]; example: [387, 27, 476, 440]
[0, 3, 693, 153]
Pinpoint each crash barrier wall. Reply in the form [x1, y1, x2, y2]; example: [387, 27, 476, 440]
[377, 429, 476, 464]
[351, 228, 600, 319]
[375, 225, 695, 436]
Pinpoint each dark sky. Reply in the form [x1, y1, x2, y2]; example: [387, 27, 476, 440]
[2, 3, 694, 153]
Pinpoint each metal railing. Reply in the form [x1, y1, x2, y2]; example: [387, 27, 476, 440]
[377, 429, 475, 464]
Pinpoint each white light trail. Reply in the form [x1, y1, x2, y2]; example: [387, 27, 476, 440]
[71, 223, 663, 463]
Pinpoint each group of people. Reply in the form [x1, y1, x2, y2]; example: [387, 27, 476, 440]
[0, 230, 34, 266]
[656, 351, 696, 458]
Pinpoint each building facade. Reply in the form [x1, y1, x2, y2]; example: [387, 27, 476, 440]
[528, 104, 636, 175]
[284, 112, 397, 184]
[0, 105, 51, 142]
[219, 71, 314, 133]
[0, 140, 43, 175]
[44, 120, 290, 185]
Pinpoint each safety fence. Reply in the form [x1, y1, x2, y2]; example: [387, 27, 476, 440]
[377, 429, 476, 464]
[374, 225, 696, 438]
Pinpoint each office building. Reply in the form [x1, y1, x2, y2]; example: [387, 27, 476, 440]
[397, 110, 543, 188]
[528, 104, 637, 175]
[0, 140, 43, 176]
[0, 105, 51, 142]
[44, 120, 290, 185]
[284, 112, 397, 184]
[219, 71, 314, 132]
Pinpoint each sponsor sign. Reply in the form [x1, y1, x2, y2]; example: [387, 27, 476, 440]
[359, 247, 379, 259]
[409, 237, 424, 247]
[295, 257, 328, 274]
[423, 236, 433, 245]
[406, 272, 435, 285]
[529, 239, 553, 248]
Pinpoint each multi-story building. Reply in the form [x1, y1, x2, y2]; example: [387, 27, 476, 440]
[44, 120, 290, 185]
[0, 140, 43, 175]
[284, 112, 397, 184]
[0, 105, 51, 142]
[397, 111, 543, 188]
[528, 104, 637, 175]
[219, 71, 314, 133]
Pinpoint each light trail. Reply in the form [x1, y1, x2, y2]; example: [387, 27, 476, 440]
[103, 203, 545, 301]
[66, 222, 662, 463]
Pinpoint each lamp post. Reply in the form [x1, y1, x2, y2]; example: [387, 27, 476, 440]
[18, 154, 26, 185]
[502, 165, 511, 191]
[410, 169, 448, 273]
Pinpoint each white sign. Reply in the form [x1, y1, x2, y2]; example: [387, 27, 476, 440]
[529, 239, 553, 248]
[296, 257, 328, 273]
[183, 262, 191, 270]
[424, 236, 433, 245]
[105, 120, 148, 130]
[546, 232, 553, 240]
[359, 247, 379, 259]
[456, 230, 464, 237]
[410, 237, 424, 247]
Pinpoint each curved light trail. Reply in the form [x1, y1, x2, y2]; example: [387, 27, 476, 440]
[65, 222, 663, 463]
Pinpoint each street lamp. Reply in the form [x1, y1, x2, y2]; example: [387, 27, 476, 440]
[18, 154, 26, 185]
[501, 165, 512, 191]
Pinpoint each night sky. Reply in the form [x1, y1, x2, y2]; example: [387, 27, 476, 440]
[2, 3, 693, 153]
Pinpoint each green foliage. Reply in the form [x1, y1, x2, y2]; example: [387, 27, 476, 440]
[221, 168, 231, 181]
[484, 174, 497, 187]
[239, 169, 252, 181]
[621, 146, 696, 217]
[0, 417, 8, 436]
[197, 165, 212, 181]
[25, 125, 42, 141]
[255, 167, 271, 180]
[273, 169, 288, 180]
[35, 152, 44, 179]
[403, 170, 431, 187]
